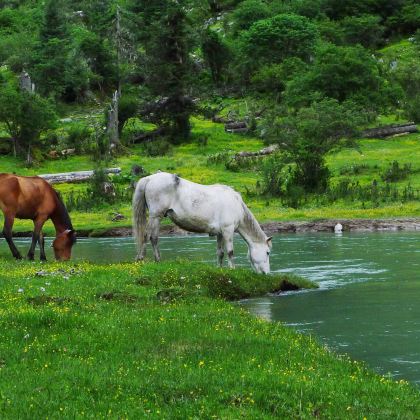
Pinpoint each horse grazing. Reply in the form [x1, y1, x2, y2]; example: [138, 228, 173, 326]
[0, 173, 76, 261]
[133, 172, 272, 274]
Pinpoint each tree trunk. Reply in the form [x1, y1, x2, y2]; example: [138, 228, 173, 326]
[362, 123, 418, 138]
[38, 168, 122, 184]
[107, 90, 120, 152]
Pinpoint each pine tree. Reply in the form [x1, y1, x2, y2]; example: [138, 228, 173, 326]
[134, 0, 194, 143]
[34, 0, 69, 98]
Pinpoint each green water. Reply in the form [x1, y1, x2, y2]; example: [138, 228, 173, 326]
[1, 232, 419, 383]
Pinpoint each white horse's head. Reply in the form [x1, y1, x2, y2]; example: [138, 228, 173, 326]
[248, 237, 272, 274]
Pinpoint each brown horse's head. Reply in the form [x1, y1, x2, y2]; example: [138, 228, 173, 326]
[53, 229, 76, 261]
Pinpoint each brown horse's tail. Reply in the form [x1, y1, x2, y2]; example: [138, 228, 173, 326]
[132, 176, 150, 260]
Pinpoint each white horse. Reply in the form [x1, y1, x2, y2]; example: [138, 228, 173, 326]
[132, 172, 272, 273]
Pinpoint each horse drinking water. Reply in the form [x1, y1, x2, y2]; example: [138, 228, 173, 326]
[133, 172, 272, 273]
[0, 173, 76, 261]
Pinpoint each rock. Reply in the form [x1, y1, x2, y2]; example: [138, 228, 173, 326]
[102, 182, 116, 197]
[111, 213, 126, 222]
[131, 164, 145, 176]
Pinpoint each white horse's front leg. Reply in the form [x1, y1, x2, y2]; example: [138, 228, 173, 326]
[216, 234, 225, 267]
[223, 229, 235, 269]
[148, 216, 161, 262]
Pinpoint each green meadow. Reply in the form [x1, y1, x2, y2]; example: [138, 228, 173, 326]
[0, 260, 419, 418]
[1, 117, 419, 235]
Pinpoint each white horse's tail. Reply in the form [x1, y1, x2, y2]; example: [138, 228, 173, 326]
[132, 177, 150, 258]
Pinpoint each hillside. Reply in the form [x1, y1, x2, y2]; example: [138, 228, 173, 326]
[0, 0, 419, 231]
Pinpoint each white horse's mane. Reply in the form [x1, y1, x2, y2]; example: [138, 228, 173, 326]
[240, 202, 267, 243]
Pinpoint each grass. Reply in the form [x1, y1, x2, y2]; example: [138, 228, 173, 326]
[0, 259, 419, 418]
[1, 116, 419, 235]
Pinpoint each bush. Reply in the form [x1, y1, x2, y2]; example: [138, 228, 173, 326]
[206, 150, 232, 166]
[339, 163, 373, 176]
[262, 99, 361, 192]
[66, 124, 91, 154]
[261, 156, 285, 196]
[143, 138, 172, 157]
[381, 161, 412, 182]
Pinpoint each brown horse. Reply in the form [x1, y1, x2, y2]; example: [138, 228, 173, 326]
[0, 173, 76, 261]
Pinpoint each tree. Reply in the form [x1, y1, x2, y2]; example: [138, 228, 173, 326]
[0, 68, 56, 164]
[33, 0, 69, 98]
[229, 0, 270, 36]
[393, 58, 420, 122]
[263, 99, 362, 192]
[201, 28, 230, 83]
[238, 13, 318, 82]
[240, 14, 318, 65]
[341, 14, 384, 49]
[134, 0, 195, 143]
[284, 43, 390, 114]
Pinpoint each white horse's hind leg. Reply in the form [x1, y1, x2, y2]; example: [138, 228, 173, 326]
[148, 216, 161, 262]
[216, 234, 225, 267]
[137, 231, 147, 261]
[222, 228, 235, 268]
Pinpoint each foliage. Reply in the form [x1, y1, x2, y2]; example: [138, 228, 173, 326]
[143, 138, 172, 157]
[381, 160, 412, 182]
[325, 178, 419, 206]
[201, 28, 230, 84]
[118, 93, 139, 135]
[33, 0, 69, 98]
[229, 0, 270, 36]
[134, 0, 195, 143]
[240, 13, 318, 74]
[65, 123, 91, 154]
[263, 99, 362, 192]
[391, 57, 420, 122]
[284, 43, 391, 113]
[0, 67, 57, 163]
[341, 14, 384, 49]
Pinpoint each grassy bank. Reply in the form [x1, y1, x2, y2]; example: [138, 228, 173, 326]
[1, 117, 419, 235]
[0, 260, 419, 418]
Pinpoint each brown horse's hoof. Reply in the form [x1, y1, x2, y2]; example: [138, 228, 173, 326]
[14, 254, 22, 260]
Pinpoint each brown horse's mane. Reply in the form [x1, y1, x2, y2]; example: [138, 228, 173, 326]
[52, 190, 74, 233]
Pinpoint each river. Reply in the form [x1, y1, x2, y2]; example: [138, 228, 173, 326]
[1, 232, 419, 384]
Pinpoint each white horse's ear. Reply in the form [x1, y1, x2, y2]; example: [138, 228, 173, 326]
[267, 237, 273, 247]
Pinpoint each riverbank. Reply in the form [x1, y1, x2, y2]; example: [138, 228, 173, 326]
[6, 217, 420, 238]
[0, 260, 419, 418]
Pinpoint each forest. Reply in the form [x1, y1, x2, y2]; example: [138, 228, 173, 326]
[0, 0, 419, 224]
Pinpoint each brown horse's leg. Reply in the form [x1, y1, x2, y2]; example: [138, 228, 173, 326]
[2, 213, 22, 260]
[27, 218, 46, 261]
[38, 231, 47, 262]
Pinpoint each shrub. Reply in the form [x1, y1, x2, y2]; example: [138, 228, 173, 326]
[260, 156, 285, 196]
[143, 138, 172, 157]
[65, 124, 91, 154]
[381, 161, 412, 182]
[206, 150, 232, 165]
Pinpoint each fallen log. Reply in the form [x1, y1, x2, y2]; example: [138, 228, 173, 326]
[212, 115, 233, 124]
[234, 144, 279, 159]
[362, 123, 418, 138]
[132, 127, 167, 143]
[227, 127, 249, 134]
[225, 121, 247, 130]
[38, 168, 122, 184]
